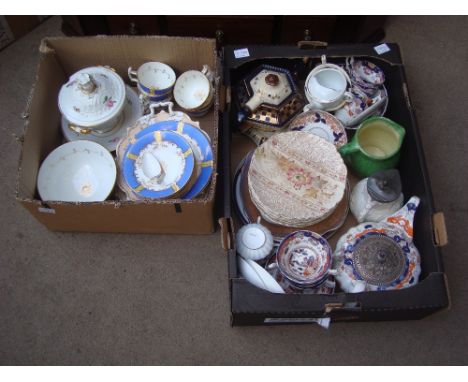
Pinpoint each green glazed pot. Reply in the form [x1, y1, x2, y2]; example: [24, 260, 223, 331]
[338, 116, 406, 178]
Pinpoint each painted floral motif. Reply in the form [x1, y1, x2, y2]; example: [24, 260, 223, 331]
[102, 95, 116, 108]
[286, 166, 313, 190]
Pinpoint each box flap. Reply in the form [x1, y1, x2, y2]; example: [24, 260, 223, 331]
[433, 212, 448, 247]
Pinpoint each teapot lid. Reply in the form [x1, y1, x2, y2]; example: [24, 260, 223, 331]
[353, 235, 405, 285]
[58, 66, 125, 127]
[367, 169, 402, 203]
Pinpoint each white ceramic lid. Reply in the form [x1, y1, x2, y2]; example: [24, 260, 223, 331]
[58, 66, 126, 127]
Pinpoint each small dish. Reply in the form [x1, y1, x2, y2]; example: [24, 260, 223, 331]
[288, 109, 347, 148]
[61, 86, 143, 152]
[37, 140, 116, 202]
[122, 130, 195, 199]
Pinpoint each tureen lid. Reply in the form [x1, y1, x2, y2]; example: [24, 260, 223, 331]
[353, 235, 405, 285]
[58, 66, 126, 127]
[367, 169, 402, 203]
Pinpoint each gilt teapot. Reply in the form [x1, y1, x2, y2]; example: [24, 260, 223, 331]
[333, 196, 421, 293]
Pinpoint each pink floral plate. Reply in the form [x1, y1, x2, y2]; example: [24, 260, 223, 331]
[248, 131, 347, 227]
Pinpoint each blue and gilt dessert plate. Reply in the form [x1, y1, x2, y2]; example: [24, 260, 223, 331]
[123, 130, 195, 199]
[135, 120, 214, 199]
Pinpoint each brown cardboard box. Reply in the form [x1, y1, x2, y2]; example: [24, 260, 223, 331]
[16, 36, 219, 234]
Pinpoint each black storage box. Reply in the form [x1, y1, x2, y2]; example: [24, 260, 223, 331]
[218, 43, 449, 326]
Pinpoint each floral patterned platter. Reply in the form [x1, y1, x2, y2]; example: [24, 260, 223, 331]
[236, 151, 350, 241]
[61, 86, 143, 152]
[333, 196, 421, 293]
[288, 109, 347, 148]
[58, 66, 126, 130]
[122, 130, 195, 199]
[265, 252, 335, 294]
[248, 131, 347, 228]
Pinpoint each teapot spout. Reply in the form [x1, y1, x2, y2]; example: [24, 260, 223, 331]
[384, 196, 420, 239]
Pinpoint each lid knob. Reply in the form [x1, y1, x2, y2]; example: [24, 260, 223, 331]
[265, 74, 280, 86]
[367, 169, 402, 203]
[77, 73, 97, 94]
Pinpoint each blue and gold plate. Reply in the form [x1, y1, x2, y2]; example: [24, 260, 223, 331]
[136, 120, 214, 199]
[123, 130, 195, 199]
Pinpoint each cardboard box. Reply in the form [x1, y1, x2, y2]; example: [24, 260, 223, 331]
[16, 36, 220, 234]
[219, 43, 450, 325]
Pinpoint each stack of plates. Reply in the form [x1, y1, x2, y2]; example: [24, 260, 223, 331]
[233, 151, 350, 241]
[247, 131, 347, 228]
[116, 118, 214, 200]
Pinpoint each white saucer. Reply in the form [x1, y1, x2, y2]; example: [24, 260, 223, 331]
[61, 85, 143, 152]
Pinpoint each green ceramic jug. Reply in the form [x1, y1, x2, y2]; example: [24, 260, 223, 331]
[338, 116, 406, 178]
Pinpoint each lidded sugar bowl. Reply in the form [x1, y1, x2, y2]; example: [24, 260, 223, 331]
[58, 66, 126, 134]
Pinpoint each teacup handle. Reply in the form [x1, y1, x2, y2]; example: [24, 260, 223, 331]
[128, 67, 138, 84]
[149, 101, 175, 117]
[201, 65, 214, 83]
[344, 91, 354, 103]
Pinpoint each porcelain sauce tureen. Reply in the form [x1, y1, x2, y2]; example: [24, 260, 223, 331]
[58, 66, 126, 133]
[333, 196, 422, 293]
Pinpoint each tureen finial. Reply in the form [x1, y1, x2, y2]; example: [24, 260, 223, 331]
[77, 73, 97, 94]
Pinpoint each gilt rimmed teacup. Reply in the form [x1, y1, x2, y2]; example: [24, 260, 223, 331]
[128, 62, 176, 102]
[174, 65, 214, 116]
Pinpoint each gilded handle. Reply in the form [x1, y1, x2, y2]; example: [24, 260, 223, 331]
[128, 67, 138, 83]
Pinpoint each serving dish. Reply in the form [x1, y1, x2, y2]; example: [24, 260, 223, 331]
[61, 85, 143, 152]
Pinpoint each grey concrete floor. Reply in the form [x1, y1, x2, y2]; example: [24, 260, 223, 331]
[0, 16, 467, 365]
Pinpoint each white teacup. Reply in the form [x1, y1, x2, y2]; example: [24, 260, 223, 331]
[174, 65, 214, 116]
[305, 55, 353, 111]
[128, 62, 176, 102]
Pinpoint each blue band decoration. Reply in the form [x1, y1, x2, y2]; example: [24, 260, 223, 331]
[123, 129, 195, 199]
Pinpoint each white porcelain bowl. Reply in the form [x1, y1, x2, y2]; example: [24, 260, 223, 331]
[37, 141, 117, 202]
[174, 70, 212, 110]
